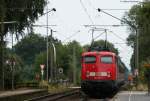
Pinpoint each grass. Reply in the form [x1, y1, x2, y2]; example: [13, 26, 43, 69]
[39, 80, 70, 93]
[131, 83, 148, 91]
[48, 84, 69, 93]
[123, 83, 148, 91]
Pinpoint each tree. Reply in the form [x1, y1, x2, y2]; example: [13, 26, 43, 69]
[34, 36, 64, 81]
[84, 40, 119, 55]
[15, 33, 47, 65]
[0, 0, 47, 89]
[123, 2, 150, 72]
[65, 41, 83, 84]
[34, 40, 83, 84]
[4, 48, 23, 89]
[34, 52, 47, 80]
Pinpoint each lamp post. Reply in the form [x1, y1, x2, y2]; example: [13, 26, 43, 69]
[97, 8, 139, 77]
[38, 5, 56, 81]
[46, 7, 56, 82]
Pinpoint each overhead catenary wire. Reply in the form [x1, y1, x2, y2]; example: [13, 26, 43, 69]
[85, 27, 127, 44]
[117, 45, 133, 62]
[62, 30, 80, 43]
[113, 42, 127, 44]
[117, 43, 132, 51]
[106, 30, 132, 52]
[107, 29, 133, 52]
[5, 7, 130, 11]
[49, 31, 71, 41]
[94, 31, 105, 40]
[87, 0, 96, 9]
[120, 0, 140, 3]
[81, 5, 132, 68]
[87, 27, 132, 53]
[108, 30, 127, 42]
[84, 24, 128, 27]
[86, 0, 130, 11]
[79, 0, 94, 24]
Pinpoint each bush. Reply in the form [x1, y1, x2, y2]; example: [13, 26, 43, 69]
[39, 81, 48, 89]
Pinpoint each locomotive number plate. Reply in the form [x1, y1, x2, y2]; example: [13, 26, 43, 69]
[96, 72, 107, 76]
[100, 72, 107, 76]
[89, 72, 95, 76]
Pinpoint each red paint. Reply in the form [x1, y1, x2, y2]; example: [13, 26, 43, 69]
[81, 51, 117, 81]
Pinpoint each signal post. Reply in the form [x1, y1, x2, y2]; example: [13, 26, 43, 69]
[40, 64, 45, 81]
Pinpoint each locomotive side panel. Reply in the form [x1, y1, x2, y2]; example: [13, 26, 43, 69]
[116, 57, 126, 86]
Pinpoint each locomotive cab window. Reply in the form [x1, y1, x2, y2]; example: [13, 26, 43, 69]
[101, 56, 113, 64]
[83, 56, 96, 63]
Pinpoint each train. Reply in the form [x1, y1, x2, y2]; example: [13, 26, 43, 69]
[81, 47, 128, 99]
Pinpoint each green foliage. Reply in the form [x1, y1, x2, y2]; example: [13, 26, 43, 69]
[39, 81, 49, 88]
[4, 49, 24, 89]
[34, 51, 47, 80]
[0, 0, 47, 89]
[140, 58, 150, 83]
[34, 40, 83, 84]
[130, 54, 135, 73]
[65, 41, 83, 83]
[15, 33, 46, 65]
[66, 41, 83, 69]
[55, 44, 69, 75]
[124, 2, 150, 72]
[0, 0, 47, 35]
[85, 40, 119, 55]
[10, 33, 119, 86]
[19, 65, 36, 82]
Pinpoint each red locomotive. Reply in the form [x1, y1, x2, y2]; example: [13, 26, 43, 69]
[81, 47, 127, 99]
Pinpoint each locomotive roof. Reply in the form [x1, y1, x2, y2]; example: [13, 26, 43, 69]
[82, 51, 116, 56]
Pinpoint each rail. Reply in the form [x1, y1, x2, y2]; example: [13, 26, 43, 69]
[24, 88, 80, 101]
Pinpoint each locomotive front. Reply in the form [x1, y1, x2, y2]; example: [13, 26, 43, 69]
[81, 51, 119, 98]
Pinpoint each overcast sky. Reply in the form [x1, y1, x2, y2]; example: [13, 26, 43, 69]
[36, 0, 143, 69]
[7, 0, 143, 69]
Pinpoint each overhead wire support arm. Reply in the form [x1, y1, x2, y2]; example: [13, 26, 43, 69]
[97, 8, 122, 22]
[42, 8, 56, 16]
[97, 8, 136, 29]
[37, 8, 56, 18]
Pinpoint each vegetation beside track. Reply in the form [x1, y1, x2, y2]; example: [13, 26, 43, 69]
[121, 82, 148, 91]
[39, 81, 71, 93]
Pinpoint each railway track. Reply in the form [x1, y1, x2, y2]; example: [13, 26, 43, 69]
[24, 88, 80, 101]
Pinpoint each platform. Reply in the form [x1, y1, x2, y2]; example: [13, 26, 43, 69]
[0, 89, 45, 98]
[0, 89, 47, 101]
